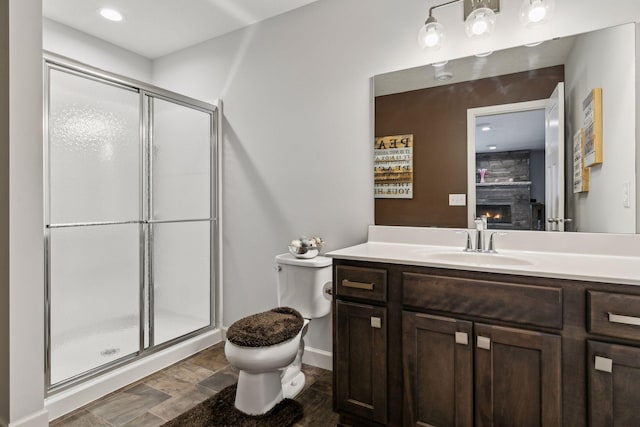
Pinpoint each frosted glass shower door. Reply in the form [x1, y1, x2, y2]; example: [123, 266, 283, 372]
[47, 68, 142, 385]
[150, 97, 213, 345]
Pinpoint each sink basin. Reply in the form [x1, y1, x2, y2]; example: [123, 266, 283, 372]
[422, 251, 534, 266]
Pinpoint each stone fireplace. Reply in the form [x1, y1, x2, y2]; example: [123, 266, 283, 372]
[477, 204, 512, 226]
[476, 150, 535, 230]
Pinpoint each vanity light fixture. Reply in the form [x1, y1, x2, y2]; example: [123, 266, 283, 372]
[520, 0, 554, 27]
[418, 1, 450, 50]
[99, 7, 123, 22]
[488, 145, 497, 150]
[419, 0, 499, 50]
[464, 0, 496, 39]
[481, 125, 492, 132]
[419, 0, 552, 50]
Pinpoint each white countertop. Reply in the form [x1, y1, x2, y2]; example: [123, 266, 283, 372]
[326, 226, 640, 286]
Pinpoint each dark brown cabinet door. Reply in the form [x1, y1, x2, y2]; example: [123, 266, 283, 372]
[402, 311, 473, 427]
[588, 340, 640, 427]
[474, 323, 561, 427]
[335, 300, 387, 424]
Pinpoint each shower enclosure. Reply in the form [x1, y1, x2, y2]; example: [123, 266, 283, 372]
[44, 55, 219, 391]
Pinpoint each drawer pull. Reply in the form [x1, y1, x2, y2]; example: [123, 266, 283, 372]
[595, 356, 613, 373]
[342, 279, 375, 291]
[608, 312, 640, 327]
[477, 336, 491, 350]
[371, 317, 382, 329]
[455, 332, 469, 345]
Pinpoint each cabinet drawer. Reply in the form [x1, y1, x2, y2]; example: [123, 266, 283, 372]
[403, 273, 563, 329]
[588, 291, 640, 341]
[335, 265, 387, 302]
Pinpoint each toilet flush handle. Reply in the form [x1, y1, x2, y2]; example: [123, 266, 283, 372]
[273, 265, 282, 272]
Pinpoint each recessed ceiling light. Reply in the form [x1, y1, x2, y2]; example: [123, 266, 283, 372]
[488, 145, 497, 150]
[99, 8, 123, 22]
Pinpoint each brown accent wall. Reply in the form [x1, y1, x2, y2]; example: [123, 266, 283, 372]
[374, 65, 564, 227]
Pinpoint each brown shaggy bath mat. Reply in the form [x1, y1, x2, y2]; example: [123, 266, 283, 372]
[162, 383, 303, 427]
[226, 307, 303, 347]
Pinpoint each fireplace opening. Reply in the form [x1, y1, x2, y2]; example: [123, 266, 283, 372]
[477, 204, 512, 225]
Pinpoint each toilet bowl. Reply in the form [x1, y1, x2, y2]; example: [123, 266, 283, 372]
[224, 318, 309, 415]
[224, 254, 332, 415]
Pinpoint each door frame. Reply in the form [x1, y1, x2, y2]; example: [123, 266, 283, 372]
[466, 99, 549, 228]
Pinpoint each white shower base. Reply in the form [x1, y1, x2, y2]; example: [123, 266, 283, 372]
[51, 310, 209, 386]
[45, 312, 222, 420]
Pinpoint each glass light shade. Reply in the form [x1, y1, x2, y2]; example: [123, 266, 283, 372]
[465, 7, 496, 38]
[418, 21, 445, 49]
[520, 0, 554, 27]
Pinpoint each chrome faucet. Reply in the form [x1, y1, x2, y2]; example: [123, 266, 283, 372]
[458, 230, 474, 252]
[486, 232, 507, 253]
[474, 216, 487, 252]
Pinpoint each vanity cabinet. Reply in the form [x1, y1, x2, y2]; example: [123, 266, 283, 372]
[402, 312, 473, 426]
[333, 265, 389, 426]
[587, 340, 640, 426]
[403, 313, 562, 426]
[332, 258, 640, 427]
[402, 270, 562, 427]
[586, 290, 640, 427]
[473, 323, 561, 426]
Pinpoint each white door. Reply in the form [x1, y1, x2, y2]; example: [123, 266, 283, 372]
[545, 83, 565, 231]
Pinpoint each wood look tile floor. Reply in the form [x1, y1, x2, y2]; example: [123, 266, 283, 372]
[50, 342, 339, 427]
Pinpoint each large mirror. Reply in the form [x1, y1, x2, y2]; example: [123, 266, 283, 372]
[374, 22, 637, 234]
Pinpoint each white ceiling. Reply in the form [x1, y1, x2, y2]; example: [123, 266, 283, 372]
[42, 0, 321, 59]
[475, 109, 546, 153]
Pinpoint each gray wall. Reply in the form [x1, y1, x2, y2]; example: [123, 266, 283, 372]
[565, 24, 636, 233]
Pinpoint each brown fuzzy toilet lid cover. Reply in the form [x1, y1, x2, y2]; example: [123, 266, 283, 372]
[226, 307, 304, 347]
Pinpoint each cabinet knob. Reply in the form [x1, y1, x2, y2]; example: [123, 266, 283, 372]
[455, 331, 469, 345]
[371, 317, 382, 329]
[477, 336, 491, 350]
[595, 356, 612, 373]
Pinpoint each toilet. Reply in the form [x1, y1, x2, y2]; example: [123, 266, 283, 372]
[224, 253, 332, 415]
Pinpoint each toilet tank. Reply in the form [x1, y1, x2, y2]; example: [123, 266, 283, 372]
[275, 253, 332, 319]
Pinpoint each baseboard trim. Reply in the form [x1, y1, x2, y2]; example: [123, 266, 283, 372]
[302, 346, 332, 371]
[6, 409, 49, 427]
[45, 329, 222, 421]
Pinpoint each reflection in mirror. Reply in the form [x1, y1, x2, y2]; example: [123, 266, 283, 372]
[471, 104, 547, 231]
[374, 22, 637, 233]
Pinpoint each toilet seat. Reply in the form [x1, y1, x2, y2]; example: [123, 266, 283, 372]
[227, 307, 303, 348]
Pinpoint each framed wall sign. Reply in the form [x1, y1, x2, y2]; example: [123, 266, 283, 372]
[374, 134, 413, 199]
[573, 128, 589, 193]
[583, 88, 603, 167]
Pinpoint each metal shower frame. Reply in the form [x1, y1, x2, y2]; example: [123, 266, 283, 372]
[43, 52, 221, 394]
